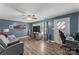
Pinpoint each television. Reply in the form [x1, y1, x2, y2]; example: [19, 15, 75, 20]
[33, 26, 40, 32]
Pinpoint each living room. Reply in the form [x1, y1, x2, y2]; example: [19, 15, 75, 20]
[0, 3, 79, 55]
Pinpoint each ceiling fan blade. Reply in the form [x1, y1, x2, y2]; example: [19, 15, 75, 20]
[32, 17, 37, 19]
[14, 8, 26, 14]
[13, 8, 38, 20]
[8, 15, 26, 20]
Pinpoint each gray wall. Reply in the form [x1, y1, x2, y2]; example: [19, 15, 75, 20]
[49, 12, 78, 34]
[77, 12, 79, 32]
[48, 20, 54, 40]
[0, 19, 32, 37]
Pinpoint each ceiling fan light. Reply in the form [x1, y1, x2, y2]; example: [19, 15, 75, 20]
[27, 17, 32, 20]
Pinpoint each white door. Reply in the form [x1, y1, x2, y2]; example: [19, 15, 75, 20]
[54, 17, 70, 44]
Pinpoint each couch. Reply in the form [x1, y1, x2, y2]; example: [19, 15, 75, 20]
[0, 41, 24, 55]
[0, 35, 24, 55]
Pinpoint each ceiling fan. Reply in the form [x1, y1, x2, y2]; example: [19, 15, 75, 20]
[23, 14, 37, 20]
[13, 8, 37, 20]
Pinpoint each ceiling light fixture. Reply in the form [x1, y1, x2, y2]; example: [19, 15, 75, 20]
[26, 15, 37, 20]
[27, 17, 32, 20]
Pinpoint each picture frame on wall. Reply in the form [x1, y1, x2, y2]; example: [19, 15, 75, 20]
[13, 23, 26, 31]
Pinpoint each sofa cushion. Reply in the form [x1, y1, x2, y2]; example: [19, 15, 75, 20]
[0, 39, 7, 48]
[0, 32, 8, 38]
[0, 35, 10, 48]
[8, 35, 16, 41]
[0, 44, 5, 54]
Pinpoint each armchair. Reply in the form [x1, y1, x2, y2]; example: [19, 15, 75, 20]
[0, 41, 24, 55]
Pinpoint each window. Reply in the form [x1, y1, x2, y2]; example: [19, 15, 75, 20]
[57, 21, 66, 30]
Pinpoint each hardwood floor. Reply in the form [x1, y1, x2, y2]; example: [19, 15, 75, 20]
[23, 38, 67, 55]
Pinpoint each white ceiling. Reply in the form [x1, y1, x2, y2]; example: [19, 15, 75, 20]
[0, 3, 79, 23]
